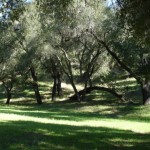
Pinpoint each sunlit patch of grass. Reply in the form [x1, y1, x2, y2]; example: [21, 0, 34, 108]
[0, 112, 150, 134]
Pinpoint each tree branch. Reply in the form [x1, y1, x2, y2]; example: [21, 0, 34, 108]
[91, 31, 143, 83]
[69, 86, 123, 100]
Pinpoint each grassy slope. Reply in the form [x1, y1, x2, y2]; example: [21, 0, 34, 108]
[0, 79, 150, 150]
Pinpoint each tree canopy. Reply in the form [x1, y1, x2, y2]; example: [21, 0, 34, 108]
[0, 0, 150, 105]
[116, 0, 150, 43]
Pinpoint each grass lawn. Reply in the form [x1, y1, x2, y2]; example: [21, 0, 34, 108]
[0, 80, 150, 150]
[0, 102, 150, 150]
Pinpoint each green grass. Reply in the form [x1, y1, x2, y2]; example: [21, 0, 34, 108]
[0, 80, 150, 150]
[0, 101, 150, 150]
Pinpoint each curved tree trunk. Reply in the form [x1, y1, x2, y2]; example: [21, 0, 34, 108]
[91, 32, 150, 105]
[70, 78, 81, 101]
[70, 86, 123, 101]
[30, 67, 42, 104]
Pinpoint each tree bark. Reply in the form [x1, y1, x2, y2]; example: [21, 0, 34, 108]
[141, 78, 150, 105]
[30, 67, 42, 104]
[70, 86, 122, 101]
[2, 81, 13, 105]
[82, 73, 89, 101]
[56, 72, 62, 96]
[5, 88, 12, 104]
[70, 78, 81, 101]
[52, 76, 57, 101]
[51, 73, 62, 101]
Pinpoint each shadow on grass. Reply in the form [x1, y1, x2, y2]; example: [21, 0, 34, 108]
[0, 100, 150, 124]
[0, 120, 150, 150]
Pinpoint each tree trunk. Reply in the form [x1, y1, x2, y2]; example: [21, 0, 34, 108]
[56, 53, 80, 101]
[56, 72, 62, 97]
[70, 78, 81, 101]
[2, 81, 13, 105]
[141, 78, 150, 105]
[82, 73, 89, 101]
[5, 88, 11, 104]
[30, 67, 42, 104]
[52, 77, 57, 101]
[32, 83, 42, 104]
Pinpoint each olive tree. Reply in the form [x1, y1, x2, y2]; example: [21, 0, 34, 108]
[16, 2, 44, 104]
[89, 7, 150, 105]
[40, 0, 121, 101]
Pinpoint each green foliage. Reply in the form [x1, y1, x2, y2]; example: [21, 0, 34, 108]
[100, 9, 150, 82]
[116, 0, 150, 44]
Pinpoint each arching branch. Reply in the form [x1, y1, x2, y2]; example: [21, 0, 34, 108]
[69, 86, 123, 101]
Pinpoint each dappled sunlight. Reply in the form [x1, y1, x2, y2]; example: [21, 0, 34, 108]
[74, 104, 111, 112]
[0, 113, 150, 134]
[0, 108, 51, 114]
[23, 90, 35, 95]
[61, 83, 83, 91]
[115, 78, 136, 84]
